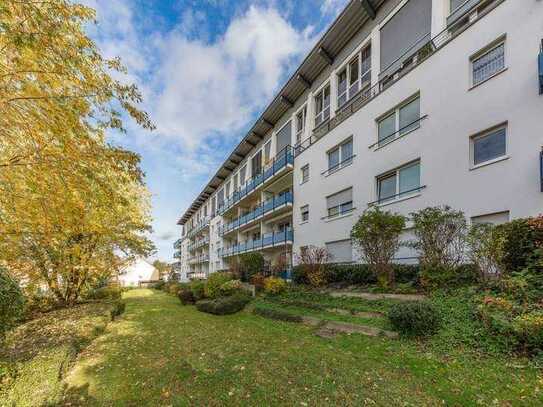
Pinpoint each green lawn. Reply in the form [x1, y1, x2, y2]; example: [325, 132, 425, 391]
[56, 289, 542, 406]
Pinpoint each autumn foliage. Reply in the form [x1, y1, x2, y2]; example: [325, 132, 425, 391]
[0, 1, 154, 305]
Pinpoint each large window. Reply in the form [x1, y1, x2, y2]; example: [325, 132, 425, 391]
[264, 141, 272, 164]
[338, 45, 371, 108]
[326, 188, 353, 218]
[377, 96, 420, 147]
[315, 84, 330, 127]
[240, 165, 246, 185]
[377, 161, 421, 203]
[472, 40, 505, 86]
[295, 106, 307, 145]
[301, 205, 309, 223]
[471, 125, 507, 167]
[276, 121, 292, 155]
[251, 151, 262, 178]
[327, 138, 353, 173]
[325, 239, 353, 263]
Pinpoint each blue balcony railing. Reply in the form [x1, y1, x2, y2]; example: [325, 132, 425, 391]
[187, 218, 210, 238]
[218, 146, 294, 215]
[219, 192, 293, 236]
[218, 229, 293, 258]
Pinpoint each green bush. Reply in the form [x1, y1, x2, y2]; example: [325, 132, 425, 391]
[253, 306, 303, 323]
[23, 292, 59, 317]
[191, 280, 206, 301]
[512, 311, 543, 354]
[178, 288, 195, 305]
[196, 293, 251, 315]
[388, 301, 441, 337]
[420, 264, 479, 291]
[239, 252, 265, 282]
[218, 279, 243, 297]
[204, 272, 233, 298]
[83, 286, 122, 301]
[150, 280, 165, 290]
[496, 219, 540, 274]
[264, 277, 287, 295]
[110, 301, 126, 320]
[0, 268, 24, 340]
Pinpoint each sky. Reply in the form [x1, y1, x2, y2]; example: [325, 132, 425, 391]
[84, 0, 349, 262]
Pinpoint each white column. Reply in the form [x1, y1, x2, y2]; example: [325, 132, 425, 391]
[370, 26, 380, 85]
[431, 0, 448, 38]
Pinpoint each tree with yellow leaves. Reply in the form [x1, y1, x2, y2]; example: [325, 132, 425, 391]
[0, 1, 155, 304]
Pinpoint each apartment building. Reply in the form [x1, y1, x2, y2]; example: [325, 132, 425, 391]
[175, 0, 543, 281]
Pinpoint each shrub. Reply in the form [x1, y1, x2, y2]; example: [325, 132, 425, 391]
[512, 311, 543, 354]
[388, 301, 441, 337]
[253, 306, 303, 323]
[151, 280, 165, 290]
[420, 264, 479, 291]
[264, 277, 287, 295]
[196, 293, 251, 315]
[496, 219, 540, 274]
[110, 301, 126, 320]
[0, 268, 24, 340]
[250, 273, 266, 291]
[294, 246, 331, 287]
[166, 282, 184, 296]
[83, 286, 122, 301]
[191, 280, 206, 301]
[219, 279, 243, 297]
[467, 222, 505, 281]
[351, 207, 406, 288]
[178, 288, 195, 305]
[239, 253, 265, 282]
[23, 292, 59, 317]
[205, 272, 233, 298]
[410, 206, 467, 290]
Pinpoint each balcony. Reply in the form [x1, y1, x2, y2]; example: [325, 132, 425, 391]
[219, 229, 293, 258]
[189, 254, 210, 264]
[218, 146, 294, 215]
[187, 218, 210, 238]
[188, 237, 210, 252]
[219, 192, 293, 236]
[173, 238, 184, 249]
[296, 0, 503, 155]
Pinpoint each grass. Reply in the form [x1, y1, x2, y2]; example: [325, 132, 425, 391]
[0, 301, 113, 406]
[53, 289, 542, 406]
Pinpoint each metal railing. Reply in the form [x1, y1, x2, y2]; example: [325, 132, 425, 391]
[368, 115, 428, 149]
[219, 192, 293, 236]
[294, 0, 502, 156]
[188, 254, 210, 264]
[321, 155, 355, 176]
[188, 237, 210, 252]
[217, 146, 294, 215]
[218, 229, 293, 258]
[186, 218, 210, 238]
[368, 185, 427, 207]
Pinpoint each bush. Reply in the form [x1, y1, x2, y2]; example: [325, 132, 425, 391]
[239, 253, 265, 282]
[512, 311, 543, 354]
[219, 279, 243, 297]
[196, 293, 251, 315]
[264, 277, 287, 295]
[0, 268, 24, 340]
[253, 306, 303, 323]
[151, 280, 165, 290]
[496, 219, 540, 274]
[420, 264, 479, 291]
[165, 282, 184, 296]
[83, 286, 122, 301]
[23, 292, 59, 317]
[110, 301, 126, 320]
[205, 272, 233, 298]
[294, 246, 331, 287]
[178, 288, 195, 305]
[191, 280, 206, 301]
[250, 273, 266, 291]
[388, 301, 441, 337]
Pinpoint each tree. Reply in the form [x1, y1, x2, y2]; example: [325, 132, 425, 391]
[351, 207, 406, 288]
[295, 246, 331, 287]
[0, 1, 155, 305]
[467, 222, 505, 282]
[239, 253, 265, 282]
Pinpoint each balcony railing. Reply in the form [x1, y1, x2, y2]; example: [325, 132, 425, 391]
[219, 192, 293, 236]
[174, 238, 184, 249]
[295, 0, 502, 156]
[218, 146, 294, 215]
[187, 218, 210, 238]
[188, 237, 210, 252]
[189, 254, 210, 264]
[219, 229, 293, 258]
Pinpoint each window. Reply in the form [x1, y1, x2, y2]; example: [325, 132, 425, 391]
[276, 121, 292, 155]
[315, 84, 330, 127]
[325, 240, 353, 263]
[295, 106, 307, 145]
[233, 173, 239, 191]
[327, 138, 354, 172]
[326, 188, 353, 218]
[240, 165, 246, 185]
[450, 0, 464, 13]
[225, 181, 231, 199]
[301, 164, 309, 184]
[251, 151, 262, 177]
[472, 41, 505, 86]
[377, 161, 421, 203]
[377, 96, 420, 147]
[264, 141, 272, 164]
[337, 45, 372, 108]
[471, 126, 507, 167]
[301, 205, 309, 222]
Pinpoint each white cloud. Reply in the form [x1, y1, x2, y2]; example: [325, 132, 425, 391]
[320, 0, 349, 16]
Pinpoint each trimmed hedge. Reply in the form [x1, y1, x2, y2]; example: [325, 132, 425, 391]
[252, 306, 303, 323]
[196, 293, 251, 315]
[388, 301, 441, 337]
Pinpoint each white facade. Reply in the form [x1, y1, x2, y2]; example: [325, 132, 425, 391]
[118, 259, 159, 287]
[176, 0, 543, 278]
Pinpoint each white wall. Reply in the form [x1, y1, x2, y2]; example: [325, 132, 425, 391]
[119, 259, 158, 287]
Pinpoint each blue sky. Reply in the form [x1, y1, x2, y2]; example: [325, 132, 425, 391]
[85, 0, 349, 261]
